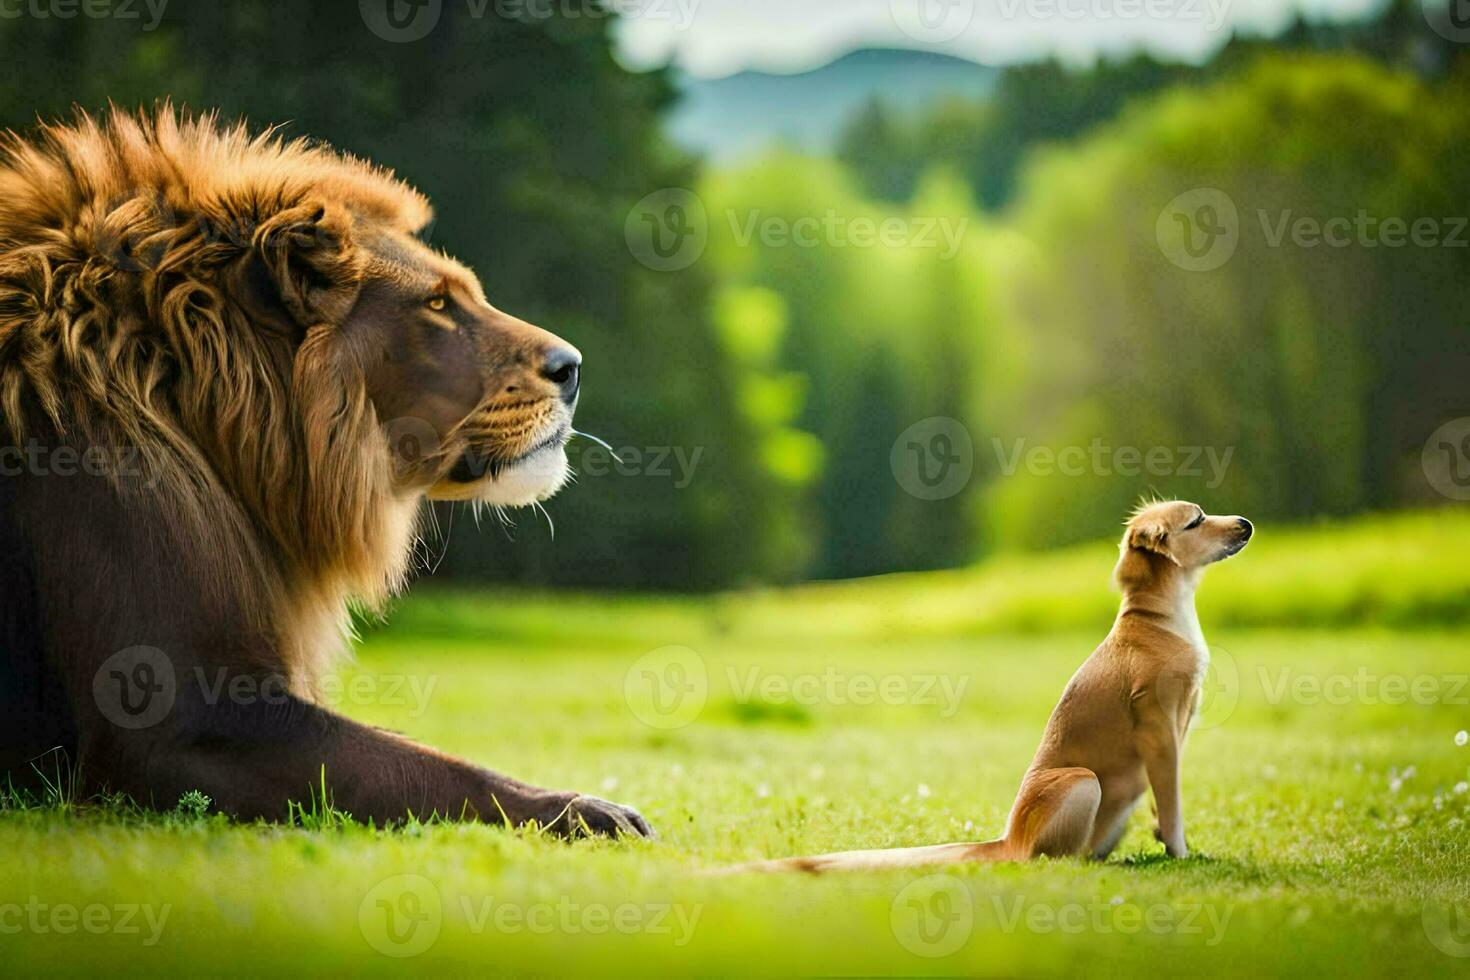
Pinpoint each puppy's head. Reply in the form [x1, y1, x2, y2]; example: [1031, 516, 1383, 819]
[1114, 499, 1252, 591]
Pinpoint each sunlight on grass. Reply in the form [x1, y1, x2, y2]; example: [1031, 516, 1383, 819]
[4, 510, 1468, 976]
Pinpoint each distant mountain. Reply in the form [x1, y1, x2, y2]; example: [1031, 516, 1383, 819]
[668, 48, 997, 164]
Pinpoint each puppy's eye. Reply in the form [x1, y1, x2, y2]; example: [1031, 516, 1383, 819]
[1185, 513, 1206, 530]
[426, 296, 447, 312]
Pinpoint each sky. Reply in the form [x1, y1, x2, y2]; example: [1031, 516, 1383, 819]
[612, 0, 1390, 78]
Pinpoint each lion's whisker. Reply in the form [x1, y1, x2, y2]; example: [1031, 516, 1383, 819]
[572, 429, 622, 463]
[531, 499, 556, 541]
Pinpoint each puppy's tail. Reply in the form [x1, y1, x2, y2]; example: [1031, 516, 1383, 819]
[709, 838, 1014, 876]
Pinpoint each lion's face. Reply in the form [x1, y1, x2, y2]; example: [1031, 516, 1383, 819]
[343, 229, 581, 507]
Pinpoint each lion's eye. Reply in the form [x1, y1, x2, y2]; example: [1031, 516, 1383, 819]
[426, 296, 447, 312]
[1185, 513, 1206, 530]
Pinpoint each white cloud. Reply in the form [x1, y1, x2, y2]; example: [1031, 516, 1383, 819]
[613, 0, 1388, 78]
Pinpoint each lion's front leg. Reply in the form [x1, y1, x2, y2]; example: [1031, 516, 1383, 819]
[82, 680, 653, 837]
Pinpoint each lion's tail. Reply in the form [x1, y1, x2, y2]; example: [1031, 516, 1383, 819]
[709, 838, 1014, 876]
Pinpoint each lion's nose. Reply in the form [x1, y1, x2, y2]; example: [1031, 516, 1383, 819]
[1237, 517, 1253, 540]
[541, 346, 581, 404]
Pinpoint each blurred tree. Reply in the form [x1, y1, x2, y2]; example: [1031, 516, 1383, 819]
[0, 0, 788, 590]
[984, 54, 1470, 550]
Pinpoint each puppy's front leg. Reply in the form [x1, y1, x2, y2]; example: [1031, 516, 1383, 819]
[1138, 722, 1187, 857]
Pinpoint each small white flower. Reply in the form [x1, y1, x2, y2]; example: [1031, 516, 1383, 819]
[1454, 781, 1468, 794]
[917, 783, 932, 799]
[601, 775, 619, 792]
[1109, 895, 1124, 906]
[669, 764, 684, 778]
[1403, 766, 1417, 780]
[964, 820, 975, 832]
[756, 782, 770, 799]
[1390, 778, 1403, 793]
[1456, 730, 1468, 747]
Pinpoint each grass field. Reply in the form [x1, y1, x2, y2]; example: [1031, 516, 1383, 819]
[4, 510, 1470, 976]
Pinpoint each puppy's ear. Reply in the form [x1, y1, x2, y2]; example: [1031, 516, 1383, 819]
[1113, 516, 1177, 590]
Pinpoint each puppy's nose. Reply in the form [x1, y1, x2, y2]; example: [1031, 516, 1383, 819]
[1237, 517, 1253, 540]
[541, 346, 581, 404]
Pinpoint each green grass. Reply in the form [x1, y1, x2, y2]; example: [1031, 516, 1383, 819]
[4, 510, 1470, 977]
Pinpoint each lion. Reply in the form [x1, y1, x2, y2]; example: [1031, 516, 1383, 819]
[0, 107, 651, 837]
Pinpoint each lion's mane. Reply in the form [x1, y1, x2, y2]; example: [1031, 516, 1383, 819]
[0, 107, 434, 684]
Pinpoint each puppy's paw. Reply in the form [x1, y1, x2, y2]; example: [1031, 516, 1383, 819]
[1153, 826, 1189, 858]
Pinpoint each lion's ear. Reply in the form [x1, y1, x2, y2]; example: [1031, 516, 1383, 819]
[250, 201, 361, 327]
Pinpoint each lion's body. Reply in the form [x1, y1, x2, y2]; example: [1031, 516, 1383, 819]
[0, 109, 651, 836]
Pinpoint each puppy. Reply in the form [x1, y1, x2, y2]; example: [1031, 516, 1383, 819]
[726, 500, 1252, 873]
